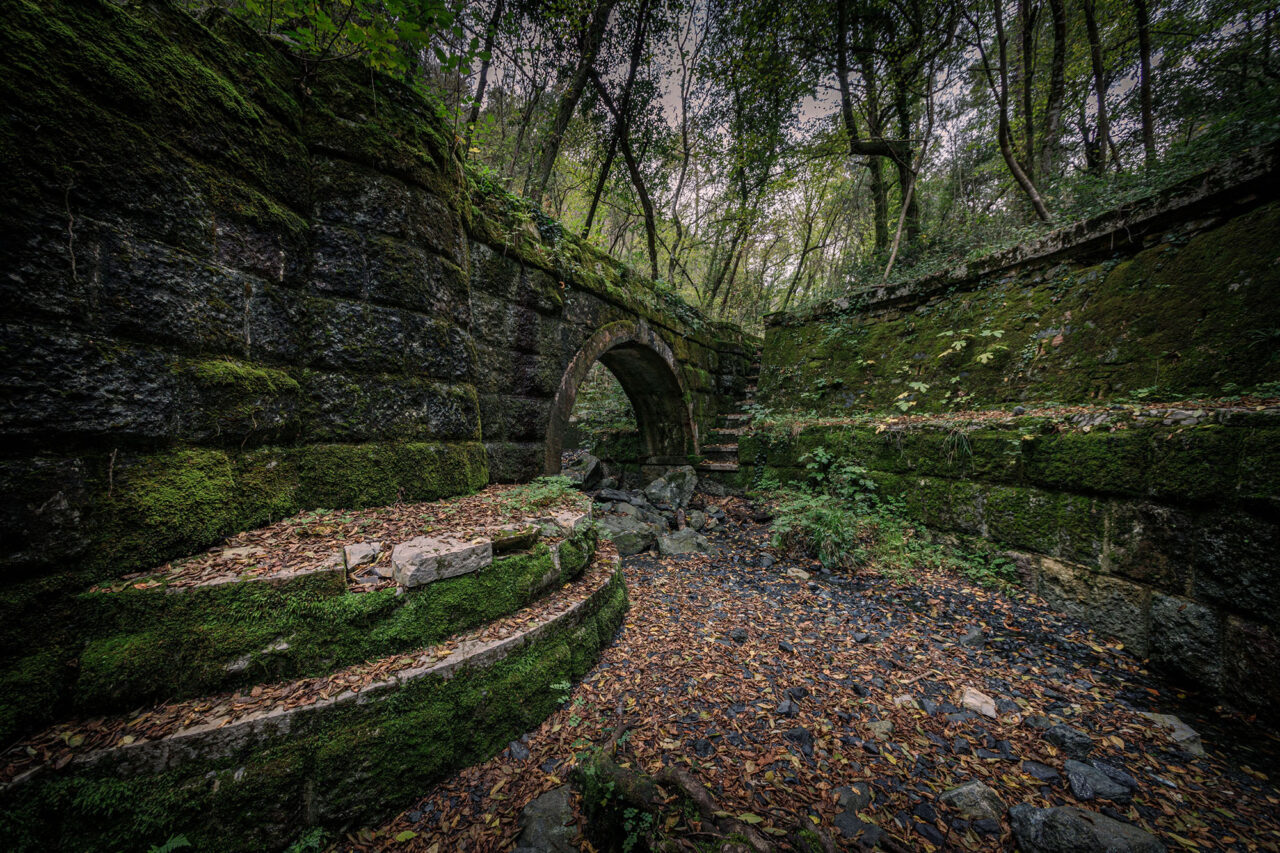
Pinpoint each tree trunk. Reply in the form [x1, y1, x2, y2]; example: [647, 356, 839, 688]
[1082, 0, 1110, 174]
[972, 4, 1051, 221]
[1134, 0, 1156, 167]
[837, 2, 891, 253]
[1018, 0, 1037, 180]
[589, 68, 659, 281]
[464, 0, 506, 153]
[582, 133, 618, 237]
[1039, 0, 1067, 177]
[529, 0, 617, 205]
[892, 79, 920, 243]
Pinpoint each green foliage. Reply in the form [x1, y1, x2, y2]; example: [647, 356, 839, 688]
[213, 0, 482, 80]
[147, 836, 191, 853]
[498, 476, 578, 514]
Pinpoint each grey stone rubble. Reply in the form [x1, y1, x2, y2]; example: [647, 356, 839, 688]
[937, 780, 1005, 822]
[1009, 804, 1166, 853]
[513, 785, 577, 853]
[643, 465, 698, 508]
[391, 536, 493, 587]
[2, 559, 623, 793]
[1138, 712, 1205, 756]
[586, 473, 719, 557]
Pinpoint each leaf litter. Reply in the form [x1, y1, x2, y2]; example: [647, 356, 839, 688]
[349, 496, 1280, 852]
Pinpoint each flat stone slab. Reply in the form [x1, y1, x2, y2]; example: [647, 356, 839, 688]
[1139, 711, 1204, 756]
[392, 536, 493, 587]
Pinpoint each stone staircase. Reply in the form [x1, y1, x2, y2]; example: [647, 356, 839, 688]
[0, 489, 628, 852]
[695, 351, 760, 481]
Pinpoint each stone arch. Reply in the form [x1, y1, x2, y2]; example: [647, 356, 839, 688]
[545, 321, 697, 475]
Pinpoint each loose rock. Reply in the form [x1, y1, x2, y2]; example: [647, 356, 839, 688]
[1009, 804, 1165, 853]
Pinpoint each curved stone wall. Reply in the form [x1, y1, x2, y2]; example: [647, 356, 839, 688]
[0, 0, 752, 745]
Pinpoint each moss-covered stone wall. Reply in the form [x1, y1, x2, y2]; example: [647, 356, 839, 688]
[742, 411, 1280, 712]
[752, 158, 1280, 711]
[0, 0, 749, 706]
[761, 147, 1280, 414]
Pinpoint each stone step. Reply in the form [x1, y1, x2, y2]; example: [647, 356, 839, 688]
[63, 488, 597, 719]
[701, 444, 739, 454]
[710, 427, 747, 439]
[720, 413, 752, 422]
[0, 554, 628, 845]
[696, 461, 740, 473]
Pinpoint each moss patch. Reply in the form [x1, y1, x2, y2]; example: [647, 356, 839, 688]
[0, 573, 628, 853]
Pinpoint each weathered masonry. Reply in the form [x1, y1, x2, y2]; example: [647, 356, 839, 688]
[0, 0, 753, 747]
[749, 146, 1280, 714]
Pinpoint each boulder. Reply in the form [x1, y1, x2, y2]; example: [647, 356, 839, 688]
[599, 515, 656, 556]
[866, 719, 894, 740]
[491, 524, 540, 554]
[513, 785, 577, 853]
[1009, 805, 1165, 853]
[644, 465, 698, 508]
[938, 780, 1005, 822]
[391, 536, 492, 587]
[563, 453, 603, 490]
[1045, 723, 1094, 759]
[959, 686, 998, 718]
[1064, 760, 1131, 802]
[658, 527, 711, 555]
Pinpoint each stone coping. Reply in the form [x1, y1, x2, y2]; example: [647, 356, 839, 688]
[2, 551, 622, 790]
[767, 140, 1280, 325]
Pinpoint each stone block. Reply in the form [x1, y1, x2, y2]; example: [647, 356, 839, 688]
[299, 297, 475, 381]
[298, 372, 479, 442]
[343, 542, 382, 571]
[363, 234, 468, 325]
[1222, 616, 1280, 710]
[391, 535, 492, 587]
[1035, 557, 1151, 656]
[1105, 500, 1195, 594]
[312, 158, 464, 264]
[1191, 510, 1280, 622]
[1146, 426, 1242, 503]
[1148, 593, 1223, 689]
[1022, 430, 1151, 496]
[309, 222, 365, 299]
[95, 234, 252, 355]
[0, 325, 181, 444]
[484, 442, 544, 484]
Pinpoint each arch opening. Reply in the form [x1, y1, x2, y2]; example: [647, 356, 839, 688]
[545, 323, 697, 481]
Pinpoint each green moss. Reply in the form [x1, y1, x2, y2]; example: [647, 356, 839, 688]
[89, 448, 248, 572]
[761, 201, 1280, 416]
[292, 441, 487, 509]
[68, 524, 594, 715]
[1022, 430, 1150, 496]
[0, 573, 628, 853]
[183, 358, 299, 395]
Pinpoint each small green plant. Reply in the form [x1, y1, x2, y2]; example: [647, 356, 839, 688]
[147, 837, 191, 853]
[284, 828, 330, 853]
[501, 476, 576, 514]
[551, 679, 572, 705]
